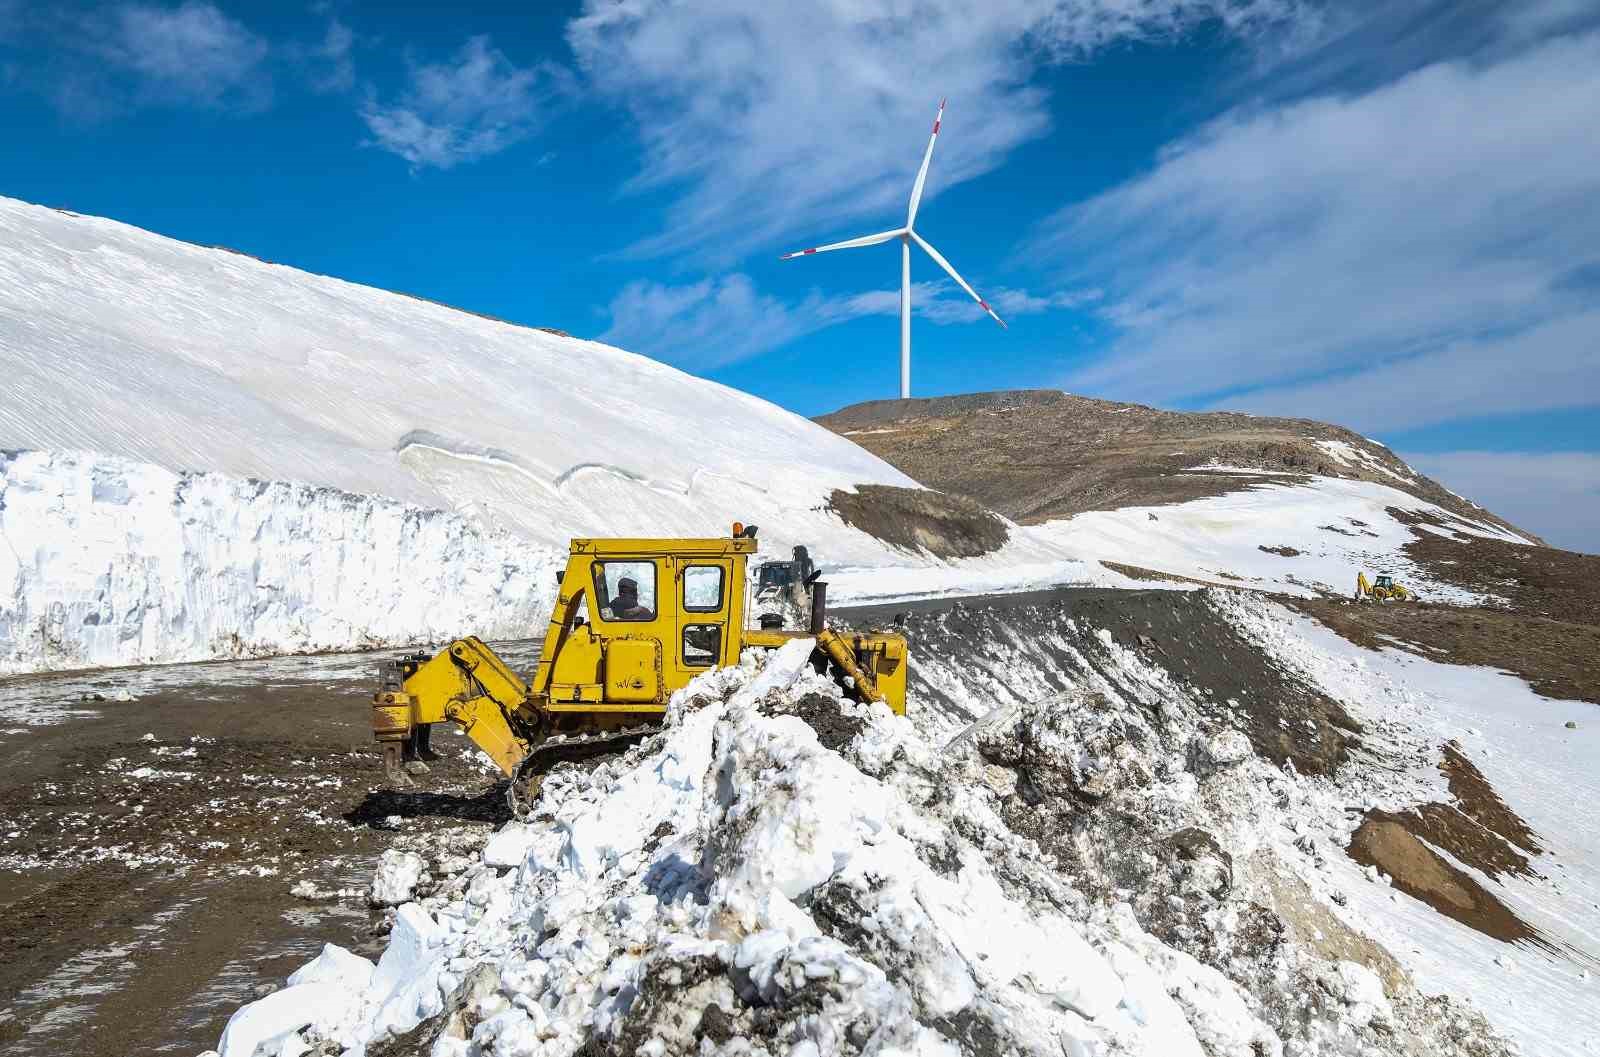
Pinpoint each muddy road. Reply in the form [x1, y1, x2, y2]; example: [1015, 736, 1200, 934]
[0, 644, 538, 1057]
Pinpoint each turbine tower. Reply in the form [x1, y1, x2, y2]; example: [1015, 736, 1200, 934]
[781, 100, 1006, 399]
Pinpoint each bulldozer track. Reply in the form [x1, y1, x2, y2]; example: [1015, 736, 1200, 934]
[506, 724, 660, 819]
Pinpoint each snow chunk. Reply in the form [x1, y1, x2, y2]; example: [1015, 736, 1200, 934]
[368, 849, 426, 906]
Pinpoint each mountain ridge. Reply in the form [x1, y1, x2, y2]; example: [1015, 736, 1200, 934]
[818, 388, 1536, 543]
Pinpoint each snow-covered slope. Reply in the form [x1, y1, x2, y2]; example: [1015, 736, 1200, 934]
[1033, 469, 1535, 603]
[1, 197, 1089, 672]
[0, 197, 911, 551]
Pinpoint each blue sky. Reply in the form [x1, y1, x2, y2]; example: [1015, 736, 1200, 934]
[2, 0, 1597, 549]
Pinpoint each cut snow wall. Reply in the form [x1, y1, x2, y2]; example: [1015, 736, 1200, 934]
[0, 450, 557, 674]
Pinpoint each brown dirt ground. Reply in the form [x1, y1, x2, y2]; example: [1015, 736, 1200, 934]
[1345, 739, 1550, 949]
[1286, 598, 1600, 705]
[1439, 741, 1541, 857]
[826, 483, 1009, 558]
[1390, 508, 1600, 626]
[1098, 560, 1222, 588]
[0, 649, 516, 1057]
[1346, 815, 1547, 948]
[817, 389, 1531, 537]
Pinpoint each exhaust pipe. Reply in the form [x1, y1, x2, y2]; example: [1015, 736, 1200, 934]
[809, 581, 828, 634]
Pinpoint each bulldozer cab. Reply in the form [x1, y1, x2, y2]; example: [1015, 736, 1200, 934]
[536, 536, 755, 712]
[1374, 574, 1395, 590]
[372, 527, 907, 811]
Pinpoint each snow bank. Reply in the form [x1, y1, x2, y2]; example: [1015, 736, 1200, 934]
[0, 449, 554, 673]
[223, 638, 1508, 1057]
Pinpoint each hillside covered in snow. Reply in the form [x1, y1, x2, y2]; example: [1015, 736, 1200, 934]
[0, 197, 1079, 673]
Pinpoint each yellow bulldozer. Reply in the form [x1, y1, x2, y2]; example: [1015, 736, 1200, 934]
[1355, 571, 1415, 603]
[370, 525, 908, 814]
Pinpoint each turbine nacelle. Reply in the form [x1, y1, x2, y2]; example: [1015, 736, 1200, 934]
[779, 99, 1006, 399]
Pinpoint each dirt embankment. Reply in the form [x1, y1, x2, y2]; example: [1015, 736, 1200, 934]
[848, 586, 1360, 777]
[817, 389, 1533, 537]
[827, 483, 1009, 558]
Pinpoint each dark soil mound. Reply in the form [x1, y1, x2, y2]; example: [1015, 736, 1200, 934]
[1347, 815, 1547, 949]
[827, 483, 1008, 558]
[842, 586, 1360, 776]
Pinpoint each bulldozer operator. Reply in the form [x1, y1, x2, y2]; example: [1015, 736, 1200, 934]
[605, 576, 652, 620]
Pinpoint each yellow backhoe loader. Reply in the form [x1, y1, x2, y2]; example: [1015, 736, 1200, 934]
[370, 526, 907, 815]
[1355, 571, 1415, 602]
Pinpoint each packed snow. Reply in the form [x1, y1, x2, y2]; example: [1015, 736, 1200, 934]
[0, 449, 554, 674]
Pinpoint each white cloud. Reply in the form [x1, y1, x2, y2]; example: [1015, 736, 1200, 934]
[7, 2, 358, 117]
[1211, 310, 1600, 433]
[565, 0, 1310, 262]
[1035, 31, 1600, 428]
[361, 36, 566, 170]
[92, 1, 270, 110]
[601, 274, 1084, 370]
[287, 16, 354, 95]
[1403, 450, 1600, 554]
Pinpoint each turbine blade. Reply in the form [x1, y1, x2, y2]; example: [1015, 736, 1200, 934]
[906, 98, 945, 229]
[911, 231, 1007, 328]
[780, 228, 906, 259]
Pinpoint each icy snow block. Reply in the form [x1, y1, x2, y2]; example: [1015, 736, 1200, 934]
[482, 822, 538, 869]
[216, 982, 354, 1057]
[367, 903, 449, 1038]
[370, 849, 426, 906]
[287, 943, 375, 992]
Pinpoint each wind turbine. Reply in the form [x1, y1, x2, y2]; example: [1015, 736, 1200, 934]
[781, 99, 1006, 399]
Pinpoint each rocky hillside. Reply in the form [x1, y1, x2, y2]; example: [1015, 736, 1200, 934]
[817, 390, 1533, 540]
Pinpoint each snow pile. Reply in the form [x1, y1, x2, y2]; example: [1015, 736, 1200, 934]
[0, 449, 554, 673]
[215, 638, 1511, 1057]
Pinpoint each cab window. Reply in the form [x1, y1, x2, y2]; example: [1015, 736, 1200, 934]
[683, 623, 722, 667]
[592, 560, 656, 622]
[683, 565, 725, 613]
